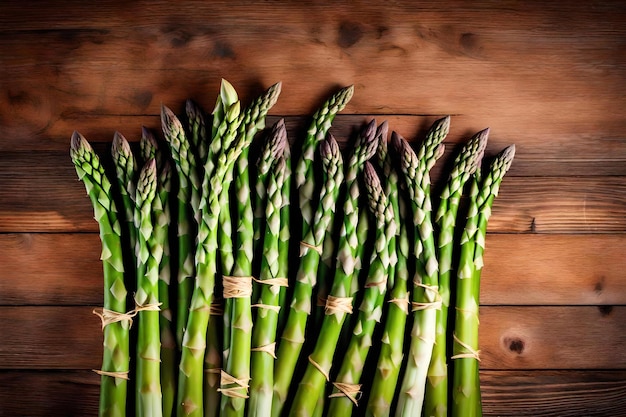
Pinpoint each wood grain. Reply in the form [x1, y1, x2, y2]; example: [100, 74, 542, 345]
[480, 370, 626, 417]
[0, 369, 624, 416]
[1, 306, 624, 370]
[2, 150, 625, 233]
[2, 233, 625, 307]
[5, 112, 626, 177]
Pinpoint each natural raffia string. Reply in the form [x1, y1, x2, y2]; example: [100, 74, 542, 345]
[299, 240, 322, 255]
[217, 370, 250, 399]
[451, 333, 481, 361]
[92, 369, 130, 380]
[134, 301, 162, 313]
[251, 303, 281, 313]
[308, 355, 330, 381]
[251, 342, 277, 359]
[388, 296, 410, 314]
[222, 276, 253, 299]
[252, 276, 289, 289]
[92, 308, 134, 330]
[324, 295, 353, 316]
[329, 381, 362, 406]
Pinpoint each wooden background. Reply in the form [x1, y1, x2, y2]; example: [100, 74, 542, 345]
[1, 1, 626, 415]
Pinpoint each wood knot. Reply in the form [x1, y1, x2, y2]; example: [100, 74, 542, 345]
[504, 337, 525, 354]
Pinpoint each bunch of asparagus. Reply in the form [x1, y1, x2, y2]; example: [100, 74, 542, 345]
[70, 79, 514, 417]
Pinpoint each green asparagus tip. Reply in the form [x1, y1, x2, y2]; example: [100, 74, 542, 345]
[341, 85, 355, 104]
[185, 99, 199, 118]
[376, 120, 389, 143]
[274, 118, 288, 152]
[220, 78, 239, 107]
[500, 144, 516, 172]
[363, 161, 382, 191]
[227, 100, 241, 122]
[467, 128, 490, 175]
[141, 126, 159, 150]
[160, 105, 183, 137]
[137, 158, 158, 198]
[112, 131, 131, 155]
[357, 119, 380, 161]
[320, 133, 341, 163]
[70, 131, 90, 154]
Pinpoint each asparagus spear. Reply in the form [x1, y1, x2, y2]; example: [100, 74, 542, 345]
[277, 138, 292, 331]
[394, 116, 450, 417]
[133, 159, 162, 417]
[186, 99, 209, 168]
[177, 84, 243, 417]
[71, 132, 130, 417]
[161, 105, 202, 348]
[220, 83, 282, 417]
[140, 127, 159, 165]
[294, 85, 354, 238]
[111, 131, 137, 271]
[154, 161, 176, 417]
[366, 122, 411, 417]
[327, 161, 397, 416]
[253, 119, 288, 261]
[425, 129, 489, 417]
[272, 134, 344, 417]
[289, 120, 378, 417]
[452, 145, 515, 417]
[248, 154, 288, 417]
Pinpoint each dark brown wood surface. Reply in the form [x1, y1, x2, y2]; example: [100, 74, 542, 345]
[1, 1, 625, 415]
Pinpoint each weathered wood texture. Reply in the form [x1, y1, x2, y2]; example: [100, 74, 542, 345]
[1, 0, 625, 415]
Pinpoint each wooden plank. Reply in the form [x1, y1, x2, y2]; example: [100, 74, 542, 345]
[1, 2, 625, 147]
[0, 307, 102, 369]
[0, 234, 102, 306]
[0, 370, 99, 417]
[2, 149, 625, 233]
[1, 306, 624, 370]
[481, 234, 626, 306]
[2, 233, 625, 306]
[480, 370, 626, 417]
[0, 369, 624, 416]
[4, 113, 626, 178]
[479, 306, 626, 370]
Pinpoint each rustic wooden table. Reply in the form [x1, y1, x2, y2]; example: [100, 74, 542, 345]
[1, 1, 625, 416]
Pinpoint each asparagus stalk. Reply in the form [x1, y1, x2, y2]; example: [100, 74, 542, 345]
[425, 129, 489, 417]
[248, 154, 288, 417]
[452, 145, 515, 417]
[154, 161, 176, 417]
[177, 84, 243, 417]
[220, 82, 282, 417]
[295, 85, 354, 238]
[327, 161, 397, 416]
[394, 116, 450, 417]
[133, 159, 162, 417]
[289, 120, 378, 417]
[272, 134, 344, 417]
[366, 122, 411, 417]
[71, 132, 130, 417]
[161, 105, 202, 348]
[277, 139, 292, 331]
